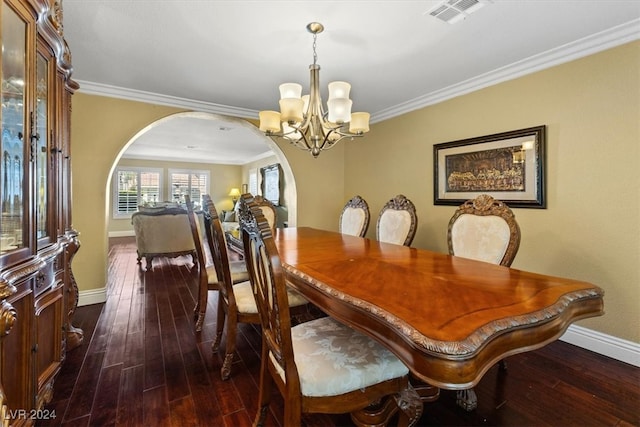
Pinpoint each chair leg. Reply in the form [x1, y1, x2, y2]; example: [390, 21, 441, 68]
[253, 343, 273, 427]
[220, 316, 237, 380]
[211, 298, 225, 352]
[194, 276, 208, 333]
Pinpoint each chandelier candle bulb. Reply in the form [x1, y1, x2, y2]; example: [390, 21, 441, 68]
[279, 98, 304, 123]
[349, 112, 370, 134]
[259, 111, 282, 133]
[328, 81, 351, 100]
[327, 98, 352, 123]
[279, 83, 302, 99]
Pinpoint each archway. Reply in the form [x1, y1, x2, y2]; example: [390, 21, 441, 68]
[103, 112, 297, 281]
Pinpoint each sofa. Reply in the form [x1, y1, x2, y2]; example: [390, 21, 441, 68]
[220, 209, 240, 234]
[131, 207, 203, 270]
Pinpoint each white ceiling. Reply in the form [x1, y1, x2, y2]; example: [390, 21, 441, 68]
[62, 0, 640, 164]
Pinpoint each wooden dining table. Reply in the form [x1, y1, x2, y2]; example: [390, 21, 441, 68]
[273, 227, 604, 396]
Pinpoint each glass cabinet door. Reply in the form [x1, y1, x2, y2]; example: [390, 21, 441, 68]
[35, 51, 49, 243]
[1, 1, 28, 254]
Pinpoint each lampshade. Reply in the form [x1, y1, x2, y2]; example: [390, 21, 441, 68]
[327, 98, 352, 123]
[279, 83, 302, 99]
[349, 112, 370, 133]
[328, 81, 351, 100]
[279, 98, 305, 123]
[259, 111, 281, 133]
[228, 188, 241, 198]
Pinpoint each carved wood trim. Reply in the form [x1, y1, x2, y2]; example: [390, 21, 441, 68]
[281, 262, 603, 356]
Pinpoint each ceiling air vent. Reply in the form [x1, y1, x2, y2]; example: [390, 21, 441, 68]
[426, 0, 489, 24]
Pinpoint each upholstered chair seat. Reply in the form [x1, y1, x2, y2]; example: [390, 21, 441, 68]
[232, 280, 307, 314]
[203, 261, 249, 286]
[280, 316, 409, 397]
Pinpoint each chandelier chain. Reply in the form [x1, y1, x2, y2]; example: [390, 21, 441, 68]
[312, 33, 318, 66]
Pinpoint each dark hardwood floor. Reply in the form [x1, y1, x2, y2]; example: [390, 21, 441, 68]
[42, 236, 639, 426]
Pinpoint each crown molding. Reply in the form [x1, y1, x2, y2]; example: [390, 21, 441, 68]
[76, 19, 639, 124]
[75, 81, 257, 119]
[373, 19, 640, 122]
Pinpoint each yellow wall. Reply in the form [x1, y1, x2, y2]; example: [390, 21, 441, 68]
[71, 41, 638, 344]
[71, 95, 344, 295]
[344, 41, 640, 343]
[107, 158, 242, 234]
[240, 155, 293, 226]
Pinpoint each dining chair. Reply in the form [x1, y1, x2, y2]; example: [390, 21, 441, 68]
[199, 194, 309, 381]
[447, 194, 521, 267]
[251, 194, 278, 232]
[376, 194, 418, 246]
[238, 193, 423, 427]
[339, 195, 370, 237]
[447, 193, 521, 410]
[186, 196, 250, 333]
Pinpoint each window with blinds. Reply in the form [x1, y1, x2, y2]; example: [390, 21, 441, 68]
[168, 169, 209, 208]
[113, 168, 162, 217]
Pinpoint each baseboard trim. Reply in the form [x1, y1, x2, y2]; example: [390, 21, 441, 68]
[560, 324, 639, 367]
[75, 286, 639, 367]
[78, 287, 107, 306]
[109, 230, 135, 238]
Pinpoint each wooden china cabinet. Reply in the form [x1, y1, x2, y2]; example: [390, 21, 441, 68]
[0, 0, 82, 425]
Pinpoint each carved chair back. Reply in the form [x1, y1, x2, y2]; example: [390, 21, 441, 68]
[339, 195, 370, 237]
[376, 194, 418, 246]
[447, 194, 521, 266]
[251, 194, 277, 232]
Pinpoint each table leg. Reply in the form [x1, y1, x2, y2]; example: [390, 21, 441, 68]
[456, 388, 478, 411]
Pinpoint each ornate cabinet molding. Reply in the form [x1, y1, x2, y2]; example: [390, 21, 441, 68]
[1, 0, 81, 424]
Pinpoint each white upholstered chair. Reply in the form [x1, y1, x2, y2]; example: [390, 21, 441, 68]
[376, 194, 418, 246]
[339, 195, 370, 237]
[447, 194, 520, 267]
[447, 194, 521, 410]
[237, 194, 422, 427]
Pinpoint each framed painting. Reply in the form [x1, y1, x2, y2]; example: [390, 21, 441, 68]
[261, 163, 281, 206]
[434, 125, 546, 208]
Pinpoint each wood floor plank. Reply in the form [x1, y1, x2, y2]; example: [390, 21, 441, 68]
[116, 365, 144, 427]
[143, 386, 171, 427]
[62, 350, 106, 422]
[43, 237, 640, 427]
[89, 363, 123, 426]
[169, 397, 199, 427]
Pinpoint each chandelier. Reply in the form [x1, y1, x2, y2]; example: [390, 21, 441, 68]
[259, 22, 370, 158]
